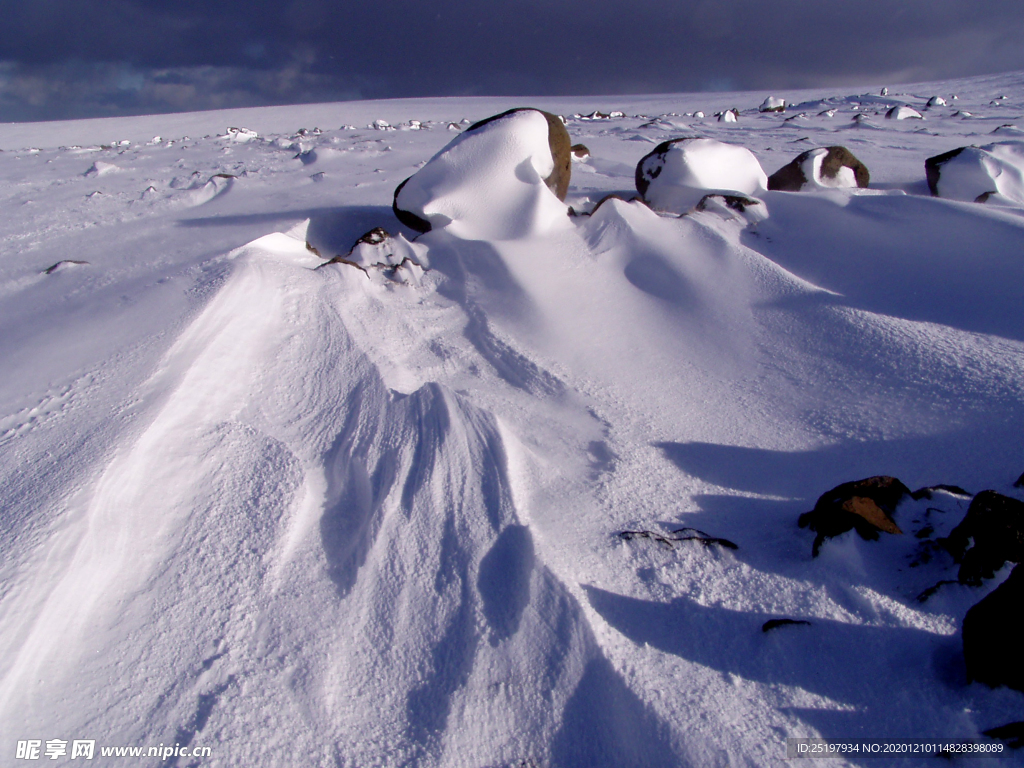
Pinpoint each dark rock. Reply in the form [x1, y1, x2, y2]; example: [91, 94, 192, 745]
[392, 108, 571, 233]
[762, 618, 811, 633]
[798, 476, 909, 556]
[910, 484, 971, 501]
[618, 527, 737, 551]
[1014, 471, 1024, 488]
[43, 260, 89, 274]
[941, 490, 1024, 585]
[767, 146, 869, 191]
[570, 144, 590, 159]
[962, 564, 1024, 691]
[925, 147, 967, 196]
[392, 177, 432, 234]
[983, 721, 1024, 749]
[695, 193, 761, 214]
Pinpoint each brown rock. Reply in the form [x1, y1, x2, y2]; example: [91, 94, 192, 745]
[798, 476, 909, 556]
[768, 146, 869, 191]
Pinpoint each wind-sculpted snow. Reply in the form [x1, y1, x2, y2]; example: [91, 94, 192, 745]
[2, 71, 1024, 766]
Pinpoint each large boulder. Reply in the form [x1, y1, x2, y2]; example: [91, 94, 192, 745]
[962, 564, 1024, 691]
[635, 138, 767, 214]
[925, 141, 1024, 205]
[798, 476, 910, 557]
[941, 490, 1024, 585]
[392, 108, 571, 239]
[768, 146, 870, 191]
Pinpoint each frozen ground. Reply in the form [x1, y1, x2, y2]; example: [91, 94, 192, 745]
[1, 71, 1023, 767]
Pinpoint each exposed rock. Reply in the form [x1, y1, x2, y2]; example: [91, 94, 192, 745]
[1015, 471, 1024, 488]
[962, 564, 1024, 691]
[941, 491, 1024, 585]
[618, 527, 737, 551]
[762, 618, 811, 633]
[317, 226, 428, 283]
[983, 721, 1024, 749]
[43, 260, 90, 274]
[767, 146, 869, 191]
[798, 476, 910, 556]
[392, 108, 571, 236]
[694, 193, 767, 225]
[570, 143, 590, 160]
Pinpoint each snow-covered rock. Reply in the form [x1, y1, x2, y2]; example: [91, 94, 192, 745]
[84, 161, 119, 177]
[221, 126, 258, 142]
[392, 108, 571, 239]
[634, 137, 767, 213]
[886, 105, 923, 120]
[926, 96, 947, 107]
[758, 96, 786, 113]
[716, 108, 739, 123]
[768, 146, 869, 191]
[925, 140, 1024, 204]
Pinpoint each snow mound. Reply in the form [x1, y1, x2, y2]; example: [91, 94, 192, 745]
[392, 108, 571, 240]
[926, 141, 1024, 205]
[635, 137, 768, 213]
[886, 105, 923, 120]
[188, 173, 234, 206]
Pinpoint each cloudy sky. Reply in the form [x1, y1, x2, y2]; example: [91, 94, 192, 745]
[2, 0, 1023, 122]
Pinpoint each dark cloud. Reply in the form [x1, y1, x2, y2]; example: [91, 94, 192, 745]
[2, 0, 1023, 121]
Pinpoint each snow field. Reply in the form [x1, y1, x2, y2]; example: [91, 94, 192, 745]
[0, 71, 1023, 766]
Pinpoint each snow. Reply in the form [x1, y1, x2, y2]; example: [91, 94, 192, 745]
[929, 140, 1024, 205]
[636, 137, 768, 213]
[1, 71, 1024, 767]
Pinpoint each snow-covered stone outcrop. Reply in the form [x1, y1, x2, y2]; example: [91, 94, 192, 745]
[925, 140, 1024, 205]
[759, 96, 786, 113]
[392, 108, 571, 239]
[886, 105, 923, 120]
[768, 146, 870, 191]
[634, 137, 767, 213]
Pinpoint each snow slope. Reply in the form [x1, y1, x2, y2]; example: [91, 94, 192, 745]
[1, 71, 1024, 767]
